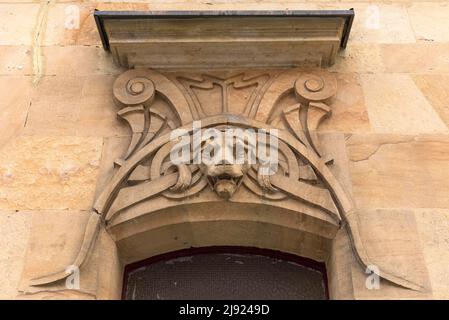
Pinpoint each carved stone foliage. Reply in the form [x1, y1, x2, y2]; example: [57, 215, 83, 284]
[29, 68, 425, 293]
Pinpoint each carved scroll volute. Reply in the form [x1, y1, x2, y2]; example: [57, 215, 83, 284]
[113, 69, 156, 108]
[293, 71, 337, 158]
[294, 71, 337, 105]
[113, 70, 156, 160]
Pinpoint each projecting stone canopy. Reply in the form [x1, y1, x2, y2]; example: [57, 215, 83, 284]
[94, 10, 354, 69]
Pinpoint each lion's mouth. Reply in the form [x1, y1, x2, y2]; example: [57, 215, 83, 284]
[207, 173, 243, 187]
[200, 163, 250, 199]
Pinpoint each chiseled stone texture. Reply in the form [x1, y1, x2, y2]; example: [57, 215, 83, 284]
[0, 136, 103, 210]
[346, 134, 449, 209]
[0, 211, 32, 299]
[415, 209, 449, 299]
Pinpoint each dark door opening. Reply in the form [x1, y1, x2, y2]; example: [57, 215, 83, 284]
[122, 246, 328, 300]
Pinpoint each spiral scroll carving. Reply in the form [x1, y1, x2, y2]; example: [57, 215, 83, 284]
[294, 71, 337, 105]
[113, 69, 156, 108]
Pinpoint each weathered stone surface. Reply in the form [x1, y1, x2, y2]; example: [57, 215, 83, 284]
[32, 75, 85, 98]
[319, 133, 354, 195]
[0, 136, 102, 210]
[361, 74, 448, 134]
[333, 43, 449, 74]
[346, 134, 449, 209]
[358, 4, 414, 43]
[81, 74, 115, 97]
[24, 75, 128, 137]
[78, 91, 128, 137]
[19, 210, 99, 297]
[0, 4, 40, 46]
[350, 265, 431, 299]
[349, 208, 431, 299]
[415, 209, 449, 299]
[95, 229, 123, 300]
[319, 73, 370, 133]
[330, 44, 384, 74]
[24, 76, 83, 136]
[25, 96, 79, 136]
[381, 44, 449, 73]
[408, 3, 449, 42]
[0, 46, 32, 75]
[44, 3, 99, 46]
[357, 209, 430, 290]
[95, 1, 319, 11]
[340, 3, 415, 43]
[42, 46, 124, 77]
[412, 74, 449, 127]
[93, 136, 130, 201]
[0, 211, 32, 299]
[326, 229, 356, 299]
[0, 76, 32, 148]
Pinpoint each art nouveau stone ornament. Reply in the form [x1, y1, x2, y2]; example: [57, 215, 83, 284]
[28, 68, 425, 293]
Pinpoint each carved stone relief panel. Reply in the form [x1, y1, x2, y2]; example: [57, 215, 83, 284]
[24, 68, 428, 296]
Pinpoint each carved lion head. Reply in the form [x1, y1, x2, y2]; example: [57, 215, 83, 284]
[197, 131, 253, 199]
[199, 163, 251, 199]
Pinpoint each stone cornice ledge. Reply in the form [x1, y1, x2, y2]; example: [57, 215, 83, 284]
[94, 9, 354, 69]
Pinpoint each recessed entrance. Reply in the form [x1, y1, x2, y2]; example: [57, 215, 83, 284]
[122, 247, 328, 300]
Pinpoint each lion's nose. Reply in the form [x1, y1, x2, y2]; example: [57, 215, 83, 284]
[215, 159, 234, 165]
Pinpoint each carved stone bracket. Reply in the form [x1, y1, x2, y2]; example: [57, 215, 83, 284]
[29, 68, 426, 293]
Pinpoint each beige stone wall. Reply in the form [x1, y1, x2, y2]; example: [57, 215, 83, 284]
[1, 0, 449, 299]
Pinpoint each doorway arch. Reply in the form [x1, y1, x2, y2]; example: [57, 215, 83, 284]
[122, 246, 329, 300]
[109, 201, 337, 299]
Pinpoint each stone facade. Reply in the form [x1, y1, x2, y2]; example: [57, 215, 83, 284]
[1, 1, 449, 300]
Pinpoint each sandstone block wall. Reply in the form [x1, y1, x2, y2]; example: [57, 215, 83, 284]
[1, 0, 449, 299]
